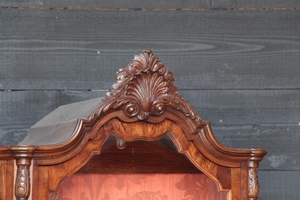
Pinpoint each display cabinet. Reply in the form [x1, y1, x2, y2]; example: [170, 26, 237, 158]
[0, 50, 266, 200]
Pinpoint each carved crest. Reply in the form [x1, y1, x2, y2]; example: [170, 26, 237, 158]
[91, 50, 201, 123]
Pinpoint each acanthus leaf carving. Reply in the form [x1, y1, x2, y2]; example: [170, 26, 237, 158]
[90, 49, 201, 124]
[248, 167, 259, 199]
[15, 164, 30, 200]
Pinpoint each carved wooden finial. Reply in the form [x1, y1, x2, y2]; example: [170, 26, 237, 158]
[91, 50, 201, 123]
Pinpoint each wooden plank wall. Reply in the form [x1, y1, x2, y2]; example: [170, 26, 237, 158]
[0, 1, 299, 199]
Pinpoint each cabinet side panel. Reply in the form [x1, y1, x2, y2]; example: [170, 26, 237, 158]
[32, 164, 49, 200]
[0, 160, 14, 200]
[0, 160, 6, 200]
[230, 168, 241, 200]
[241, 163, 249, 199]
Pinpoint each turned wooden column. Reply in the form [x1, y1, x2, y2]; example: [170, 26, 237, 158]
[10, 146, 35, 200]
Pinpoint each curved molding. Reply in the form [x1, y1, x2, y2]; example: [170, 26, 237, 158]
[43, 118, 230, 193]
[106, 118, 226, 191]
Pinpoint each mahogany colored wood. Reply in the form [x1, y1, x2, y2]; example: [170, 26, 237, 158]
[0, 50, 266, 200]
[77, 135, 201, 174]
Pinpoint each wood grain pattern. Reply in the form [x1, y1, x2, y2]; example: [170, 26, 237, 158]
[77, 135, 201, 174]
[0, 160, 14, 200]
[0, 10, 299, 90]
[1, 1, 300, 9]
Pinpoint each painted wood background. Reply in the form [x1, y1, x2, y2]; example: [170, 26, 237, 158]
[0, 1, 299, 199]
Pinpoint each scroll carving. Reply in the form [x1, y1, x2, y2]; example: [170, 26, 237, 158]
[248, 167, 259, 199]
[91, 50, 201, 123]
[15, 164, 31, 200]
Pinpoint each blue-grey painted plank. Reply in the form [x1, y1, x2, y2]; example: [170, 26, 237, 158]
[0, 90, 106, 145]
[1, 0, 300, 9]
[259, 171, 300, 200]
[0, 10, 299, 90]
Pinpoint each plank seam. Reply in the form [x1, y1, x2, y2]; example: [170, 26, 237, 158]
[259, 169, 300, 172]
[0, 6, 300, 11]
[0, 89, 109, 92]
[0, 89, 300, 92]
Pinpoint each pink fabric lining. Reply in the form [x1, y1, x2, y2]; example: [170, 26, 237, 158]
[58, 174, 227, 200]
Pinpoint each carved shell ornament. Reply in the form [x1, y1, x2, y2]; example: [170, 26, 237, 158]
[92, 50, 201, 123]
